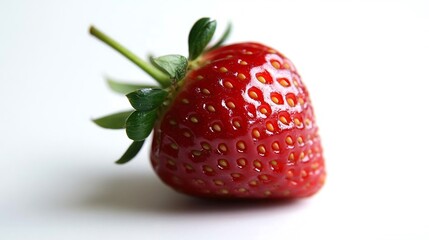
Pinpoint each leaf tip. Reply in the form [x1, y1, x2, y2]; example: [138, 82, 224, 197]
[188, 18, 218, 60]
[115, 141, 145, 164]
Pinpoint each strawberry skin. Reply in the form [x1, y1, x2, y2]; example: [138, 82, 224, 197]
[151, 42, 325, 198]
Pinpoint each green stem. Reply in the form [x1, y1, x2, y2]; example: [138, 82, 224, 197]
[89, 26, 170, 88]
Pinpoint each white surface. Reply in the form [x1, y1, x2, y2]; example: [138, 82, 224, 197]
[1, 0, 429, 239]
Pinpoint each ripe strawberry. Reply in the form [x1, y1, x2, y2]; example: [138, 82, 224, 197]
[91, 18, 325, 199]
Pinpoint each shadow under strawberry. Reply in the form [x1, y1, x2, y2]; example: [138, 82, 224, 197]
[74, 173, 304, 215]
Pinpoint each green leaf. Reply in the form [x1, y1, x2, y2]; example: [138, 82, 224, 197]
[125, 110, 157, 141]
[115, 141, 145, 164]
[208, 22, 232, 51]
[126, 88, 168, 112]
[152, 55, 188, 81]
[92, 110, 133, 129]
[188, 18, 217, 60]
[106, 78, 158, 94]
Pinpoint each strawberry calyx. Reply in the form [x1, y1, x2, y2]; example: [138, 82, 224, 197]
[90, 18, 231, 164]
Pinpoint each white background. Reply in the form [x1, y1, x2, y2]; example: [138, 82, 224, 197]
[1, 0, 429, 239]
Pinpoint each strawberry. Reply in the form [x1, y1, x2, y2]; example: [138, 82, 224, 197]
[90, 18, 325, 199]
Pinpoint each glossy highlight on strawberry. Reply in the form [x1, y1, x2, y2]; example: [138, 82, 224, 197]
[90, 18, 326, 199]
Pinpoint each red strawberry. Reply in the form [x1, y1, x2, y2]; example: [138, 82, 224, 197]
[91, 18, 325, 199]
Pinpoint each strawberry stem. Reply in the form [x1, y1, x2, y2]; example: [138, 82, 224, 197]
[89, 26, 170, 88]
